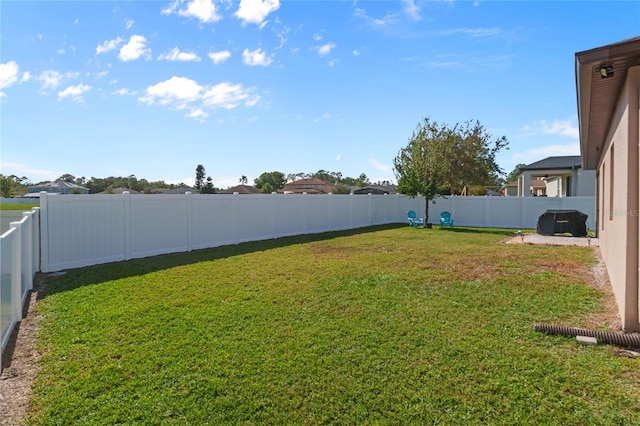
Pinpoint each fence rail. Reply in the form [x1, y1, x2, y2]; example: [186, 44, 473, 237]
[0, 208, 40, 371]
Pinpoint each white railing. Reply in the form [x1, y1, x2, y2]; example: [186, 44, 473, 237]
[0, 208, 40, 371]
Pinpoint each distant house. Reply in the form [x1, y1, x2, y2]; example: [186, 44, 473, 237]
[576, 36, 640, 331]
[29, 180, 89, 195]
[515, 156, 595, 197]
[502, 178, 546, 196]
[219, 185, 261, 194]
[149, 186, 197, 194]
[97, 187, 140, 194]
[282, 178, 334, 194]
[352, 185, 397, 195]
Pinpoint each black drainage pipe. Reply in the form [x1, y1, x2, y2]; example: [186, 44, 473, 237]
[534, 323, 640, 349]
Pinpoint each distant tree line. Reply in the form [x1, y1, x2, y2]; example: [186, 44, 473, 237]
[193, 165, 383, 194]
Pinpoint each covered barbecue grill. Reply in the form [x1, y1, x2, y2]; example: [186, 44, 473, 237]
[536, 210, 588, 237]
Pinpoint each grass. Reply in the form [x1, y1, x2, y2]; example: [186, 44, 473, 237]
[27, 225, 640, 425]
[0, 203, 38, 211]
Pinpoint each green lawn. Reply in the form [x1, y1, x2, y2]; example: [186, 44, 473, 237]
[0, 203, 38, 211]
[27, 225, 640, 425]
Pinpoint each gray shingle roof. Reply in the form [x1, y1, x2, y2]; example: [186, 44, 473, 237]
[521, 156, 581, 171]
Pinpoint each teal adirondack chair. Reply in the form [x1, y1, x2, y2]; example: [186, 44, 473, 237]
[440, 211, 454, 229]
[407, 210, 425, 228]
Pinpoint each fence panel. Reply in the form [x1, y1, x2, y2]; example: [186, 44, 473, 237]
[128, 194, 189, 259]
[0, 207, 39, 371]
[41, 194, 127, 271]
[427, 196, 596, 230]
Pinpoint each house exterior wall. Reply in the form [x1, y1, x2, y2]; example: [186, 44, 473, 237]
[597, 66, 640, 331]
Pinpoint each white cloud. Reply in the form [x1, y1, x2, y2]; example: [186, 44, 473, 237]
[535, 119, 579, 139]
[0, 61, 20, 91]
[20, 71, 32, 83]
[336, 153, 341, 161]
[314, 112, 330, 122]
[74, 18, 79, 25]
[112, 88, 132, 96]
[514, 143, 580, 159]
[57, 84, 91, 101]
[208, 50, 231, 64]
[435, 28, 503, 39]
[313, 33, 323, 41]
[0, 162, 60, 183]
[119, 35, 150, 61]
[140, 76, 202, 106]
[158, 47, 201, 62]
[402, 0, 421, 21]
[242, 48, 273, 66]
[96, 37, 123, 55]
[139, 76, 260, 120]
[369, 158, 393, 173]
[162, 0, 221, 23]
[316, 42, 336, 56]
[125, 18, 134, 29]
[235, 0, 280, 25]
[353, 8, 399, 28]
[38, 70, 64, 90]
[353, 49, 361, 56]
[202, 82, 260, 109]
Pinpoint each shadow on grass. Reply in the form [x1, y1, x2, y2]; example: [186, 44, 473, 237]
[39, 224, 407, 298]
[437, 226, 517, 236]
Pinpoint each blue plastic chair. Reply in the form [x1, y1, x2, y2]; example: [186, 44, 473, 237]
[440, 211, 454, 229]
[407, 210, 425, 228]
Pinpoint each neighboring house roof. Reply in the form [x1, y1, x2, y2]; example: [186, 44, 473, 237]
[98, 187, 140, 194]
[520, 156, 582, 171]
[283, 178, 334, 194]
[149, 186, 196, 194]
[219, 185, 261, 194]
[576, 36, 640, 169]
[165, 186, 197, 194]
[352, 185, 396, 195]
[28, 180, 89, 193]
[503, 180, 518, 188]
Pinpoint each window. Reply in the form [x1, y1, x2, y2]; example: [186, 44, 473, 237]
[601, 162, 606, 230]
[609, 145, 614, 221]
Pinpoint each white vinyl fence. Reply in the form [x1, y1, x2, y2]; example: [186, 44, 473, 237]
[428, 196, 596, 230]
[39, 192, 422, 273]
[0, 208, 40, 371]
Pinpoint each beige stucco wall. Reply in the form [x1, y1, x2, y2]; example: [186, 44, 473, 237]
[597, 66, 640, 331]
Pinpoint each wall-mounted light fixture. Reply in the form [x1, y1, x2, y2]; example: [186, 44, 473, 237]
[600, 64, 614, 79]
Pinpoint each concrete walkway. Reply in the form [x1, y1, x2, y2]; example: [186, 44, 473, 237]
[509, 233, 598, 247]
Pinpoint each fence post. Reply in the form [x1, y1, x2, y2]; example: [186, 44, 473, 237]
[186, 192, 193, 252]
[31, 207, 41, 273]
[22, 211, 34, 290]
[39, 192, 49, 273]
[123, 192, 132, 260]
[10, 221, 23, 321]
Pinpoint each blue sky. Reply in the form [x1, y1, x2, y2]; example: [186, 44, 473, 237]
[1, 1, 639, 189]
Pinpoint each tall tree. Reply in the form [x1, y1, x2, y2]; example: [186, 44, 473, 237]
[393, 118, 449, 220]
[239, 175, 248, 185]
[254, 171, 286, 191]
[195, 165, 206, 193]
[393, 117, 508, 220]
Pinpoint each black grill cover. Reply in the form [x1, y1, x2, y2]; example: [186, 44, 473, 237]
[536, 210, 588, 237]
